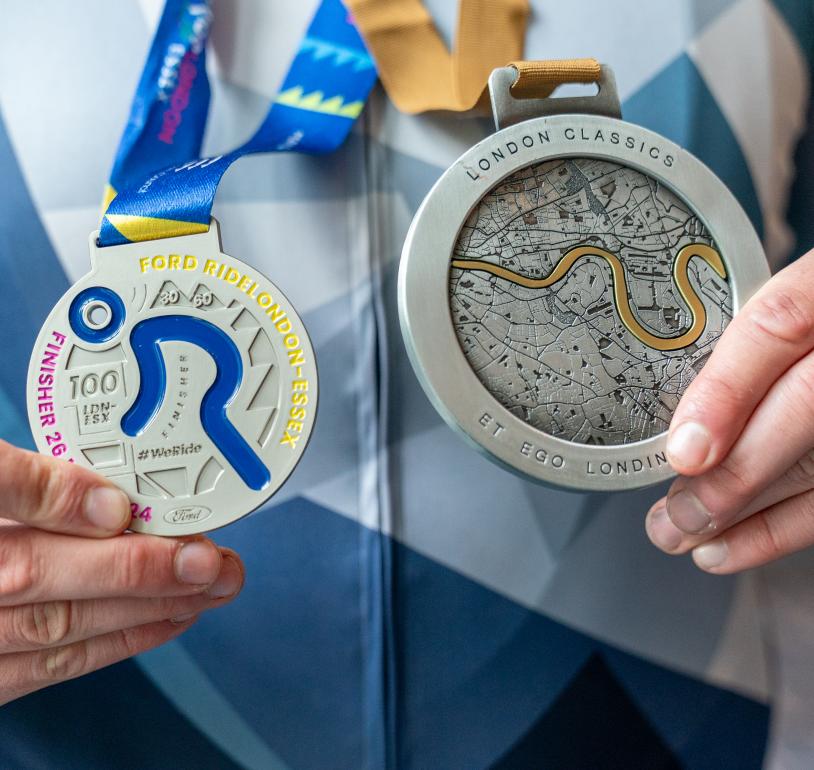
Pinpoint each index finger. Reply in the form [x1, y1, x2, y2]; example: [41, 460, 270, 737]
[666, 250, 814, 475]
[0, 441, 130, 537]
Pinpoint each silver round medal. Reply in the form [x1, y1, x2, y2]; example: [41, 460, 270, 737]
[27, 220, 317, 533]
[398, 65, 769, 491]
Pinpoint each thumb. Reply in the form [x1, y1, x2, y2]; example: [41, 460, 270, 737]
[0, 441, 130, 536]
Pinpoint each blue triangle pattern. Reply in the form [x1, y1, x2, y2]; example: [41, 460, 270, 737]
[623, 54, 763, 240]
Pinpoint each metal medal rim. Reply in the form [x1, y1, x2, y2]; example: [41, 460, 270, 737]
[26, 220, 319, 534]
[398, 113, 769, 492]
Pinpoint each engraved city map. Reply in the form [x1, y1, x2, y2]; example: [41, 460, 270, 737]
[449, 158, 732, 445]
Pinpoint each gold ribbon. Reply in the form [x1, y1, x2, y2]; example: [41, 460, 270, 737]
[346, 0, 601, 113]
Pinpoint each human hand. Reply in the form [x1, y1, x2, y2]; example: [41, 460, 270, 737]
[0, 440, 243, 704]
[645, 251, 814, 573]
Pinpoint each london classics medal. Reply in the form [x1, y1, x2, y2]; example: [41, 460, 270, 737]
[398, 65, 770, 491]
[25, 0, 377, 532]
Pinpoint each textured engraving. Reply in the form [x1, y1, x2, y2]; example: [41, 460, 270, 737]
[449, 157, 732, 446]
[80, 442, 126, 468]
[257, 408, 279, 448]
[247, 366, 278, 411]
[65, 343, 125, 369]
[231, 308, 260, 330]
[150, 281, 224, 311]
[145, 467, 188, 497]
[136, 474, 164, 497]
[194, 456, 225, 494]
[248, 329, 275, 365]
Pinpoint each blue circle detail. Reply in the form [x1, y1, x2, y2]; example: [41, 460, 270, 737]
[68, 287, 126, 343]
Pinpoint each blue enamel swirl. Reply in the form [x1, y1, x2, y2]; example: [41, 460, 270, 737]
[121, 315, 270, 491]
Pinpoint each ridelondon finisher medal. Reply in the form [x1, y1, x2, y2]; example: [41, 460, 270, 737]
[399, 64, 770, 491]
[26, 0, 377, 533]
[28, 223, 316, 535]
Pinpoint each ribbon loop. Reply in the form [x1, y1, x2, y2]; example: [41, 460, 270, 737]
[508, 58, 601, 99]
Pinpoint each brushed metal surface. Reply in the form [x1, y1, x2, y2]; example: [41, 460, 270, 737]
[398, 113, 769, 491]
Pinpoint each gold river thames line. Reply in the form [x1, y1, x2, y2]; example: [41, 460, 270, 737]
[451, 243, 727, 352]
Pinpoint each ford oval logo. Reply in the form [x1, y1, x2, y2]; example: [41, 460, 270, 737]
[164, 505, 213, 525]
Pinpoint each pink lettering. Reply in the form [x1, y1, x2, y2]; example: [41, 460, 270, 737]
[158, 54, 199, 145]
[32, 331, 73, 461]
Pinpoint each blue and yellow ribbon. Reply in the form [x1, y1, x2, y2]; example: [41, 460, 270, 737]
[100, 0, 376, 247]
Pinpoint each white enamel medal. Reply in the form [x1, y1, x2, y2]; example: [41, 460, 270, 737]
[22, 0, 378, 533]
[27, 221, 317, 534]
[399, 65, 770, 491]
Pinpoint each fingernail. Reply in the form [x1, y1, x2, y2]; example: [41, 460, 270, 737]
[667, 488, 713, 534]
[693, 540, 728, 570]
[667, 422, 712, 471]
[207, 555, 243, 599]
[646, 504, 684, 551]
[175, 541, 220, 585]
[170, 612, 198, 625]
[83, 486, 130, 531]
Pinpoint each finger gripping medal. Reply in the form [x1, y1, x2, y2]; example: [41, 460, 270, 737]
[25, 0, 377, 532]
[399, 63, 770, 491]
[28, 222, 317, 534]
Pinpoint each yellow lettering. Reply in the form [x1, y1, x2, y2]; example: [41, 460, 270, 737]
[280, 431, 300, 448]
[203, 259, 218, 276]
